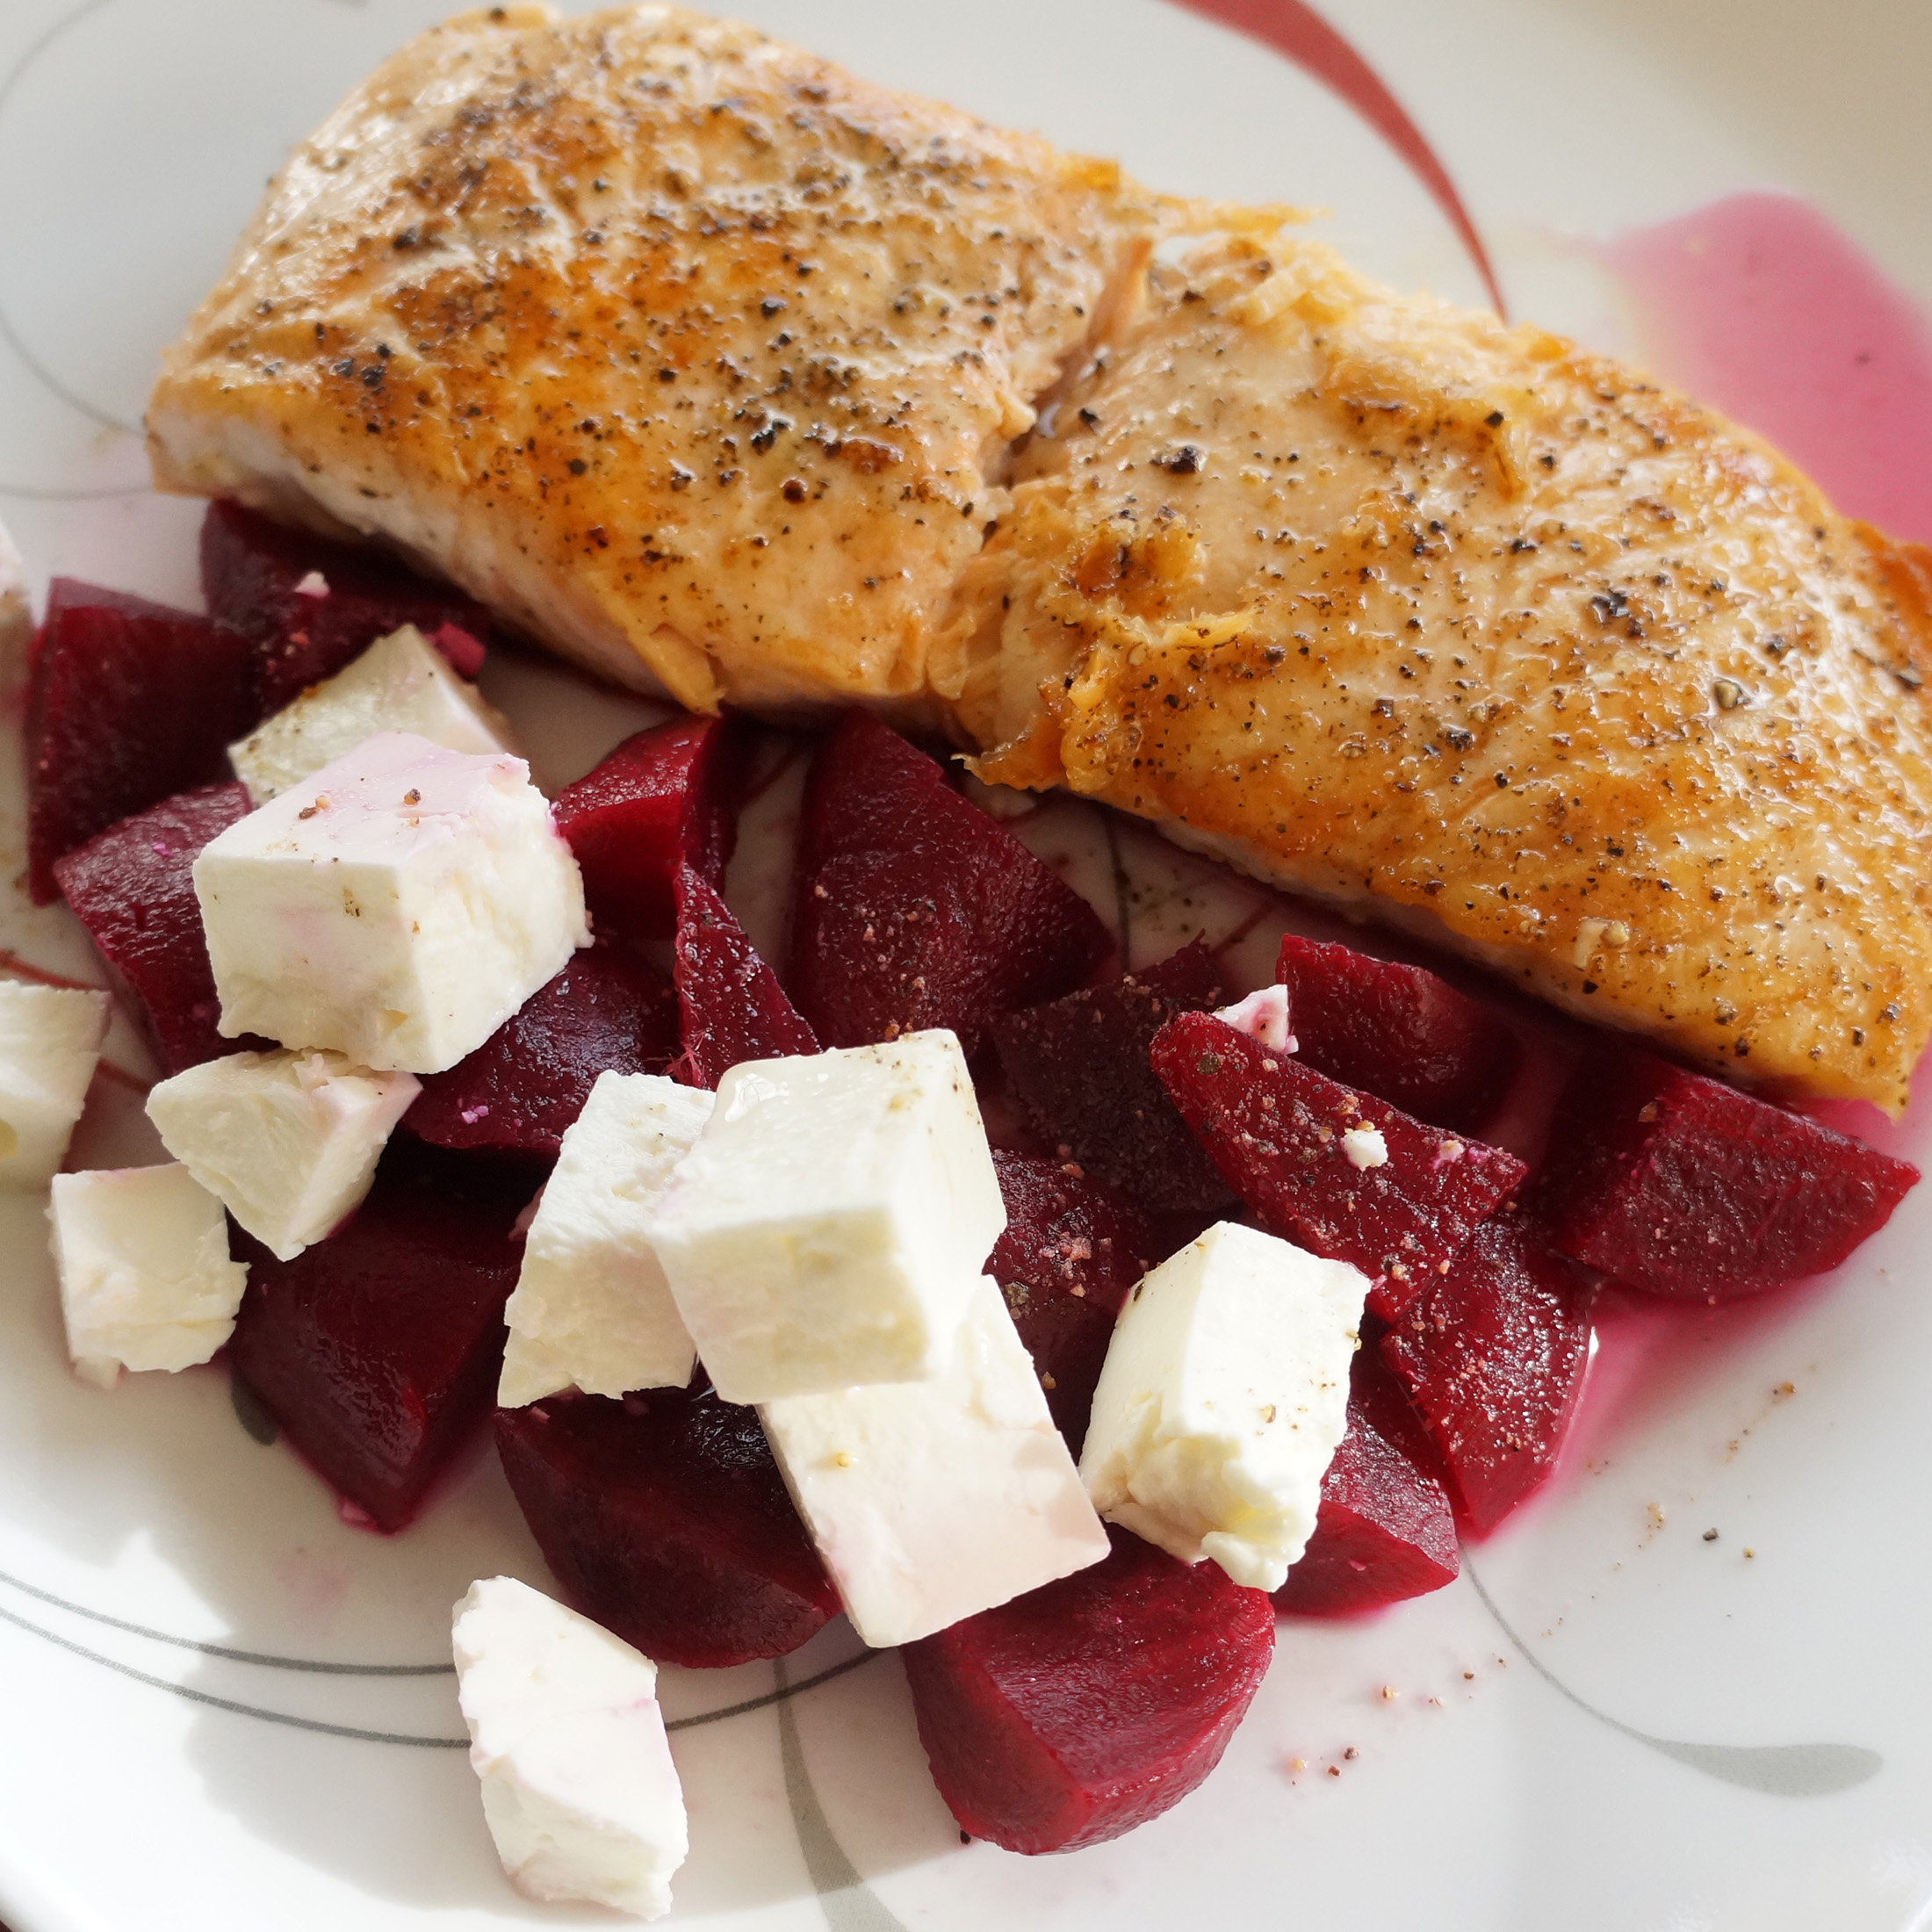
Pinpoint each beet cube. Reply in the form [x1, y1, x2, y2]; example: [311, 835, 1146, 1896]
[991, 938, 1236, 1215]
[989, 1151, 1155, 1453]
[52, 783, 273, 1073]
[672, 869, 817, 1089]
[495, 1385, 839, 1669]
[1381, 1210, 1594, 1536]
[790, 710, 1112, 1055]
[902, 1525, 1274, 1855]
[25, 580, 255, 902]
[552, 715, 749, 946]
[1274, 933, 1519, 1132]
[406, 940, 678, 1158]
[1151, 1012, 1527, 1323]
[1537, 1042, 1918, 1301]
[229, 1149, 529, 1531]
[200, 501, 493, 714]
[1272, 1353, 1458, 1617]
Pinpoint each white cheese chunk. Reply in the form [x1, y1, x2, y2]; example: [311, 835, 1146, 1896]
[145, 1048, 419, 1261]
[651, 1030, 1005, 1403]
[0, 980, 111, 1188]
[500, 1073, 711, 1407]
[1340, 1125, 1388, 1170]
[1079, 1222, 1367, 1592]
[760, 1275, 1109, 1646]
[1215, 984, 1295, 1053]
[228, 624, 514, 805]
[453, 1576, 687, 1921]
[193, 732, 589, 1074]
[49, 1164, 250, 1389]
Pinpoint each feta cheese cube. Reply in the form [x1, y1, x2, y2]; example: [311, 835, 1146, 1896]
[453, 1576, 687, 1921]
[194, 732, 589, 1074]
[500, 1073, 711, 1407]
[49, 1164, 250, 1389]
[1079, 1222, 1367, 1592]
[651, 1030, 1005, 1403]
[0, 980, 111, 1188]
[145, 1049, 420, 1261]
[1216, 984, 1295, 1053]
[760, 1275, 1109, 1646]
[228, 624, 514, 805]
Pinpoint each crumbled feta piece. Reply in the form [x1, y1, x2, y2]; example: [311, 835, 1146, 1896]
[292, 570, 329, 598]
[0, 980, 111, 1188]
[453, 1576, 687, 1921]
[1341, 1126, 1388, 1169]
[49, 1164, 250, 1389]
[228, 624, 514, 805]
[760, 1275, 1109, 1646]
[194, 732, 589, 1074]
[500, 1073, 711, 1407]
[145, 1048, 419, 1261]
[652, 1030, 1005, 1403]
[1215, 984, 1295, 1053]
[1079, 1222, 1366, 1591]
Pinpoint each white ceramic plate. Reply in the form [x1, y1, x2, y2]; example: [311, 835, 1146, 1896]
[3, 3, 1930, 1928]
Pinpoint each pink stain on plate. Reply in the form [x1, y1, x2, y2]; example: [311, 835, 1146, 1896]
[1601, 190, 1932, 546]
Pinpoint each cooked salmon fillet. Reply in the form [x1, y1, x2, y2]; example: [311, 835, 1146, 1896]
[948, 238, 1932, 1111]
[148, 3, 1165, 718]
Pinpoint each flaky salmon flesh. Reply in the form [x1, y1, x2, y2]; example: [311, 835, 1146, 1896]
[148, 4, 1932, 1113]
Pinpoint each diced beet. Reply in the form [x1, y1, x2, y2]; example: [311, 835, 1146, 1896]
[25, 580, 255, 901]
[495, 1385, 839, 1669]
[1274, 933, 1520, 1132]
[1536, 1042, 1918, 1301]
[991, 939, 1236, 1216]
[1151, 1012, 1528, 1323]
[989, 1151, 1156, 1453]
[406, 940, 678, 1158]
[428, 622, 487, 680]
[1272, 1353, 1458, 1617]
[52, 783, 274, 1073]
[230, 1148, 530, 1532]
[672, 869, 817, 1088]
[789, 710, 1112, 1055]
[1380, 1209, 1594, 1536]
[552, 716, 748, 946]
[200, 501, 494, 713]
[902, 1525, 1274, 1855]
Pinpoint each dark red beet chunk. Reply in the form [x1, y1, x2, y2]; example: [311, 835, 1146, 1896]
[1273, 1353, 1459, 1617]
[1274, 933, 1520, 1132]
[989, 1151, 1155, 1453]
[552, 716, 748, 946]
[230, 1150, 529, 1532]
[902, 1525, 1274, 1855]
[25, 580, 254, 902]
[1537, 1042, 1918, 1301]
[495, 1385, 838, 1669]
[1381, 1209, 1594, 1536]
[52, 783, 273, 1073]
[790, 710, 1112, 1055]
[407, 941, 678, 1158]
[672, 869, 817, 1088]
[991, 939, 1236, 1216]
[1151, 1012, 1528, 1323]
[200, 501, 494, 714]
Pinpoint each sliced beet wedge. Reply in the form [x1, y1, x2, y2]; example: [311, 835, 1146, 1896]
[1536, 1042, 1918, 1301]
[991, 938, 1235, 1216]
[672, 868, 817, 1088]
[52, 783, 272, 1073]
[990, 1150, 1155, 1453]
[229, 1148, 529, 1532]
[407, 940, 678, 1159]
[1273, 1352, 1458, 1617]
[902, 1525, 1274, 1855]
[1381, 1209, 1594, 1537]
[790, 710, 1112, 1055]
[25, 580, 255, 902]
[1274, 933, 1520, 1132]
[495, 1385, 839, 1669]
[200, 501, 494, 714]
[1151, 1012, 1527, 1323]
